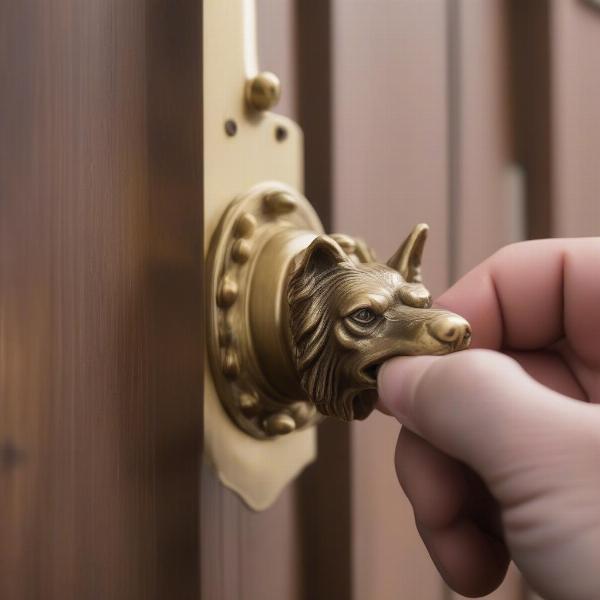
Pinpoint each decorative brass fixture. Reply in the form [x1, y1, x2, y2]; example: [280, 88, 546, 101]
[245, 71, 281, 112]
[207, 183, 471, 439]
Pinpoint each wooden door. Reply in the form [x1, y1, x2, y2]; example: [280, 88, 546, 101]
[3, 1, 599, 599]
[0, 2, 204, 598]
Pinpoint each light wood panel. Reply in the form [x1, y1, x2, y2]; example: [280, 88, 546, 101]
[509, 0, 552, 241]
[331, 2, 451, 598]
[508, 0, 600, 240]
[0, 1, 203, 598]
[452, 0, 515, 278]
[256, 0, 298, 119]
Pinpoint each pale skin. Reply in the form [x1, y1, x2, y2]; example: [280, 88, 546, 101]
[377, 238, 600, 599]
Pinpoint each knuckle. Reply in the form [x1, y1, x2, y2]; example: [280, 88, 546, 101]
[491, 240, 538, 264]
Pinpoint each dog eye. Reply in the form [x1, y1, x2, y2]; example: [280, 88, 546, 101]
[351, 308, 377, 324]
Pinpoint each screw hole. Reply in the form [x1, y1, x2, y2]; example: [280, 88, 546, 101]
[224, 119, 238, 137]
[275, 125, 288, 142]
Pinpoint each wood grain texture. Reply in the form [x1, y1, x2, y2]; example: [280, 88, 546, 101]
[0, 2, 203, 598]
[331, 2, 451, 598]
[451, 0, 514, 278]
[508, 0, 553, 240]
[297, 0, 334, 227]
[256, 0, 299, 120]
[200, 463, 302, 600]
[550, 0, 600, 237]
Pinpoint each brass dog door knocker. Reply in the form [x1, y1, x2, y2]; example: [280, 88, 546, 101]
[207, 182, 471, 439]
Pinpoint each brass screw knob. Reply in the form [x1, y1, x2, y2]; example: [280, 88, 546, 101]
[262, 190, 297, 214]
[245, 71, 281, 112]
[263, 413, 296, 436]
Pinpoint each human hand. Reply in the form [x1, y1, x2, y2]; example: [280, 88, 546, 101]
[377, 239, 600, 599]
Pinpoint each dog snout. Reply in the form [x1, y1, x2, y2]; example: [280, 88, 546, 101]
[427, 315, 471, 349]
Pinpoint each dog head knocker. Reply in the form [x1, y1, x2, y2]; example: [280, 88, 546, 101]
[288, 224, 471, 421]
[208, 185, 472, 438]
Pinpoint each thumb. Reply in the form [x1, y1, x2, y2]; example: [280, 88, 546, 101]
[377, 349, 591, 483]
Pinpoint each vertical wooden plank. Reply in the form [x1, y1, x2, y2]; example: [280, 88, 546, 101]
[331, 0, 451, 296]
[449, 2, 525, 599]
[452, 0, 515, 277]
[296, 0, 334, 226]
[201, 464, 302, 600]
[508, 0, 600, 239]
[508, 0, 552, 240]
[331, 2, 451, 598]
[256, 0, 298, 119]
[0, 1, 203, 598]
[550, 0, 600, 236]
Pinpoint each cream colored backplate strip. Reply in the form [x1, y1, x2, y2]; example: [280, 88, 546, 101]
[203, 0, 316, 511]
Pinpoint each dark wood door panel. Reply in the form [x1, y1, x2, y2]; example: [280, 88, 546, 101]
[0, 2, 203, 598]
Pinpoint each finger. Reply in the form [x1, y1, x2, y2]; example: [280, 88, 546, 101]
[435, 238, 600, 366]
[395, 428, 468, 530]
[378, 350, 594, 485]
[376, 348, 587, 418]
[508, 350, 587, 401]
[554, 340, 600, 402]
[417, 517, 509, 598]
[397, 430, 510, 596]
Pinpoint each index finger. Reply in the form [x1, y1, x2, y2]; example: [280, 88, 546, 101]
[435, 238, 600, 367]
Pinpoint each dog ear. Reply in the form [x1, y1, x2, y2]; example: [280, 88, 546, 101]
[387, 223, 428, 283]
[296, 235, 352, 277]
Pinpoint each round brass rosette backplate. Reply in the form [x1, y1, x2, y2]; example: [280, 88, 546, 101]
[207, 182, 325, 439]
